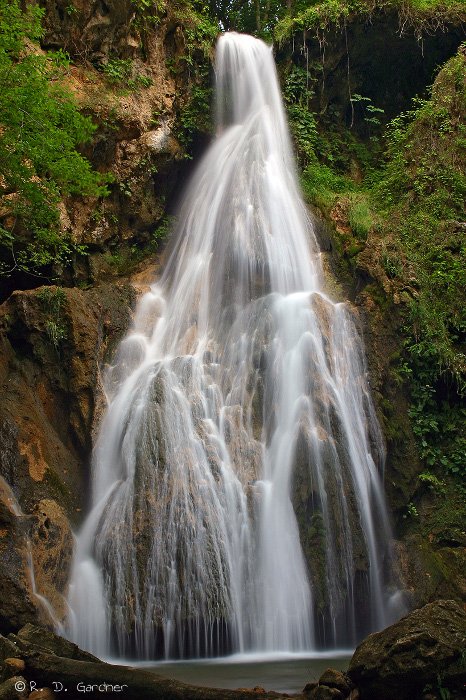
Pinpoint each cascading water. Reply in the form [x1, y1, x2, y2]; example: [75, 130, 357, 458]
[65, 32, 400, 660]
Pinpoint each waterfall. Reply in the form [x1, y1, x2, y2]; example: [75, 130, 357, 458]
[65, 32, 399, 660]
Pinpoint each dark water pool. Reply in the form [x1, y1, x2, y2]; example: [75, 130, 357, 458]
[138, 652, 352, 694]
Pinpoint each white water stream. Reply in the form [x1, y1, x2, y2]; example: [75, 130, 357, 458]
[65, 33, 400, 660]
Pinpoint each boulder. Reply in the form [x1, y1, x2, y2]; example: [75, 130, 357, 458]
[28, 691, 55, 700]
[0, 676, 28, 699]
[1, 659, 25, 682]
[311, 687, 343, 700]
[0, 637, 20, 664]
[317, 669, 353, 695]
[348, 599, 466, 699]
[15, 625, 98, 663]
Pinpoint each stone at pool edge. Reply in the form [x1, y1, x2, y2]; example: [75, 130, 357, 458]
[0, 637, 19, 665]
[317, 669, 353, 695]
[12, 624, 98, 663]
[348, 599, 466, 700]
[0, 676, 28, 699]
[303, 669, 355, 700]
[1, 658, 25, 683]
[310, 687, 344, 700]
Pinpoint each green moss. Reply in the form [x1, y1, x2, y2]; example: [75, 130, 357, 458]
[347, 194, 375, 241]
[37, 287, 68, 351]
[292, 45, 465, 489]
[100, 58, 153, 91]
[301, 161, 354, 210]
[275, 0, 466, 43]
[372, 49, 466, 483]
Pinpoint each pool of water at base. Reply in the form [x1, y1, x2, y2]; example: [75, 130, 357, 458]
[136, 652, 352, 694]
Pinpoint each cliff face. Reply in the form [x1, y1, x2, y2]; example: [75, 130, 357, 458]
[0, 0, 214, 301]
[0, 282, 136, 630]
[283, 20, 465, 609]
[0, 0, 217, 631]
[0, 1, 464, 635]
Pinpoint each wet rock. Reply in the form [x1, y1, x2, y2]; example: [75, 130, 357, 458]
[28, 690, 55, 700]
[348, 599, 466, 700]
[0, 284, 135, 632]
[0, 676, 28, 699]
[0, 637, 20, 664]
[317, 669, 353, 695]
[30, 501, 73, 622]
[15, 625, 98, 663]
[1, 660, 26, 685]
[0, 481, 41, 632]
[40, 1, 136, 61]
[311, 687, 343, 700]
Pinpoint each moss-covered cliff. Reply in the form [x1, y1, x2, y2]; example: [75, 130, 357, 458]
[276, 6, 465, 606]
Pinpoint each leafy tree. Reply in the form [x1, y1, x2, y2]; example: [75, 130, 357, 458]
[209, 0, 287, 35]
[0, 0, 109, 282]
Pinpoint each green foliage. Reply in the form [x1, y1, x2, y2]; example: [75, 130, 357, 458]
[169, 1, 219, 64]
[347, 194, 374, 241]
[374, 49, 466, 482]
[210, 0, 286, 37]
[153, 214, 175, 242]
[275, 0, 466, 43]
[0, 0, 110, 280]
[101, 58, 153, 90]
[301, 161, 355, 210]
[104, 215, 174, 273]
[130, 0, 166, 30]
[284, 65, 319, 164]
[286, 41, 465, 488]
[419, 471, 446, 493]
[403, 501, 419, 519]
[381, 249, 402, 278]
[177, 84, 213, 153]
[37, 286, 68, 350]
[350, 93, 385, 139]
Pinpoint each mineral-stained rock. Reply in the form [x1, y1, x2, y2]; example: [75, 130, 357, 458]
[0, 283, 136, 632]
[30, 500, 73, 622]
[0, 479, 41, 632]
[348, 599, 466, 700]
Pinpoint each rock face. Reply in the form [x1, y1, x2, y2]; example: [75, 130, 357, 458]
[36, 0, 211, 287]
[348, 600, 466, 700]
[0, 284, 135, 631]
[279, 11, 464, 131]
[0, 477, 39, 633]
[30, 500, 73, 622]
